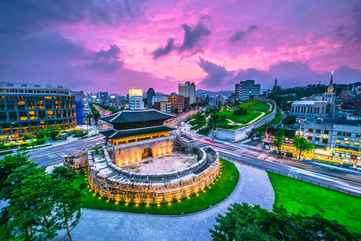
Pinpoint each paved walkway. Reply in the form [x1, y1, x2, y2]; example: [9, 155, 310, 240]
[69, 162, 274, 241]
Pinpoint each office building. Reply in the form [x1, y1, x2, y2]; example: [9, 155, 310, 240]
[168, 94, 185, 113]
[146, 88, 156, 108]
[0, 82, 76, 136]
[235, 80, 260, 101]
[178, 81, 196, 104]
[72, 91, 85, 125]
[298, 119, 361, 165]
[290, 100, 329, 119]
[154, 101, 172, 113]
[128, 88, 144, 110]
[96, 92, 110, 106]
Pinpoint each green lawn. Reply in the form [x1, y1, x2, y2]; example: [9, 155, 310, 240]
[217, 100, 271, 129]
[187, 100, 272, 133]
[269, 172, 361, 234]
[80, 159, 239, 215]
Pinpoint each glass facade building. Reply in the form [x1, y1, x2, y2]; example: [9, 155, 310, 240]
[0, 82, 76, 136]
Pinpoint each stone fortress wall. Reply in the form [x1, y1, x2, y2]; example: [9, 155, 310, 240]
[212, 98, 277, 142]
[87, 137, 220, 205]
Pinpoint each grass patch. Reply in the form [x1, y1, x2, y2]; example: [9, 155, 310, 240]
[269, 172, 361, 234]
[80, 159, 239, 215]
[217, 100, 270, 129]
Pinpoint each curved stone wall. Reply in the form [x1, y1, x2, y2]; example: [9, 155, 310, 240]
[87, 146, 220, 205]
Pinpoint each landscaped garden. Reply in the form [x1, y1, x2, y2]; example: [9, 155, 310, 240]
[80, 159, 239, 215]
[217, 100, 271, 128]
[268, 172, 361, 234]
[188, 99, 273, 134]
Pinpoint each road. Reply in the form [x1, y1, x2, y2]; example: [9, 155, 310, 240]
[185, 133, 361, 196]
[27, 135, 104, 167]
[24, 127, 361, 196]
[62, 161, 274, 241]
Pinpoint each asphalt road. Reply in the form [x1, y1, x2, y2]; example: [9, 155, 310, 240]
[187, 133, 361, 196]
[23, 129, 361, 196]
[27, 135, 104, 167]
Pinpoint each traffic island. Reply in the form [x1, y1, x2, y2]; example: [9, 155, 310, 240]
[79, 159, 239, 215]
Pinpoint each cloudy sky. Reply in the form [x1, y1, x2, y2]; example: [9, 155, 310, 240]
[1, 0, 361, 94]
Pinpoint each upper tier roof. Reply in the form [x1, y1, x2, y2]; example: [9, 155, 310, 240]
[101, 125, 174, 139]
[101, 109, 175, 125]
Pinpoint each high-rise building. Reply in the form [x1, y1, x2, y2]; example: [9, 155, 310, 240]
[96, 92, 110, 106]
[235, 80, 260, 101]
[72, 91, 85, 125]
[168, 94, 185, 113]
[178, 81, 196, 104]
[154, 101, 172, 113]
[0, 82, 76, 136]
[128, 88, 144, 110]
[146, 88, 156, 108]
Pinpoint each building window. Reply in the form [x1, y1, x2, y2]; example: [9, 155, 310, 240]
[324, 130, 329, 135]
[316, 129, 321, 134]
[308, 128, 313, 133]
[322, 138, 328, 144]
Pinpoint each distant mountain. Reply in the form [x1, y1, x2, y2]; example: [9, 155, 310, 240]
[196, 89, 233, 97]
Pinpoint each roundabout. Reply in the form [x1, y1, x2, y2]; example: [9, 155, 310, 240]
[82, 159, 239, 215]
[85, 109, 232, 210]
[70, 161, 274, 241]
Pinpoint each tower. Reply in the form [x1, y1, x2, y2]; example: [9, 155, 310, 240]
[324, 72, 336, 119]
[327, 71, 335, 94]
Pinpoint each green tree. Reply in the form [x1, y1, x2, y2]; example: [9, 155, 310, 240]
[273, 129, 285, 155]
[3, 165, 53, 240]
[51, 166, 82, 241]
[283, 115, 296, 125]
[2, 163, 64, 241]
[0, 154, 30, 191]
[211, 203, 359, 241]
[292, 135, 314, 160]
[33, 175, 59, 241]
[90, 104, 101, 121]
[209, 113, 226, 130]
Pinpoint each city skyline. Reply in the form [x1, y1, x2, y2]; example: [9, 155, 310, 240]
[1, 0, 361, 94]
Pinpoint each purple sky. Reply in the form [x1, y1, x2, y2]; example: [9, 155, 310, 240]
[1, 0, 361, 94]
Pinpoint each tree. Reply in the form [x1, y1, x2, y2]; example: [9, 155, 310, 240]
[0, 159, 83, 241]
[51, 166, 82, 241]
[211, 203, 359, 241]
[90, 104, 101, 122]
[3, 164, 58, 240]
[283, 115, 296, 125]
[0, 154, 30, 191]
[273, 129, 285, 155]
[209, 113, 226, 130]
[292, 135, 314, 160]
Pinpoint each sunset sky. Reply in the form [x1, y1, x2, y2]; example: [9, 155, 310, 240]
[1, 0, 361, 94]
